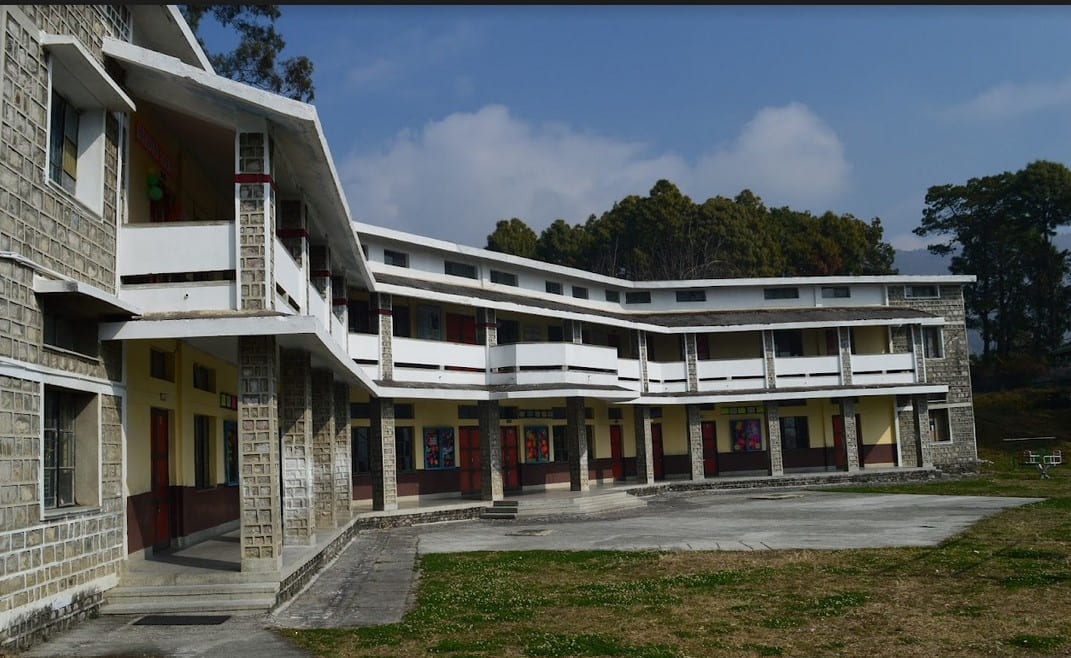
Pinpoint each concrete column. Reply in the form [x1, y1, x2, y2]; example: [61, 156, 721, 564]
[479, 307, 498, 346]
[279, 349, 314, 545]
[913, 395, 934, 468]
[766, 401, 784, 476]
[838, 326, 853, 385]
[762, 330, 777, 389]
[636, 330, 650, 393]
[237, 335, 281, 572]
[896, 397, 919, 467]
[686, 404, 704, 480]
[684, 333, 699, 392]
[370, 397, 398, 511]
[478, 400, 503, 501]
[236, 131, 275, 311]
[566, 397, 590, 491]
[311, 369, 336, 528]
[840, 397, 861, 472]
[633, 406, 654, 484]
[376, 293, 393, 381]
[333, 382, 352, 522]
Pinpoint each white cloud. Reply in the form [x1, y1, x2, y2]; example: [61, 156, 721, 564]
[945, 77, 1071, 121]
[341, 102, 852, 245]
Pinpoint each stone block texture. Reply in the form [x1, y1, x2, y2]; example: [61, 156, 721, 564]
[237, 132, 275, 311]
[684, 333, 699, 392]
[279, 349, 314, 544]
[686, 404, 704, 480]
[566, 397, 589, 491]
[376, 293, 393, 381]
[633, 406, 654, 484]
[238, 335, 281, 572]
[310, 369, 336, 529]
[332, 382, 351, 521]
[840, 398, 861, 472]
[370, 397, 397, 511]
[765, 402, 783, 476]
[478, 400, 503, 501]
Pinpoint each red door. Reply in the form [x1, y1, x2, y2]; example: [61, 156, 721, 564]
[150, 408, 171, 550]
[702, 421, 717, 476]
[500, 427, 520, 491]
[854, 413, 864, 468]
[609, 425, 624, 479]
[652, 423, 664, 479]
[832, 415, 846, 470]
[459, 426, 481, 494]
[446, 313, 477, 344]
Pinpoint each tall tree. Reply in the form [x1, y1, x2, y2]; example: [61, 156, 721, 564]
[915, 160, 1071, 360]
[181, 5, 315, 102]
[486, 218, 538, 259]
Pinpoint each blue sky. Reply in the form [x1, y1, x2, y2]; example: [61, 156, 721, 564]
[200, 5, 1071, 250]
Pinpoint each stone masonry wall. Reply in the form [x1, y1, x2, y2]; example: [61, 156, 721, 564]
[311, 370, 336, 529]
[279, 349, 313, 544]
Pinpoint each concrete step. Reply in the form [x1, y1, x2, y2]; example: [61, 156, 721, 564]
[102, 581, 279, 616]
[100, 597, 275, 616]
[480, 510, 517, 520]
[106, 582, 278, 599]
[492, 500, 519, 508]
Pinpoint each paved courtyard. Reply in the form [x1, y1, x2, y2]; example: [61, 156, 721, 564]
[21, 489, 1038, 657]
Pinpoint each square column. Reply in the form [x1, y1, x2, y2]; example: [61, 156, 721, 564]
[478, 308, 497, 346]
[333, 382, 353, 522]
[896, 397, 919, 466]
[913, 395, 934, 467]
[311, 368, 337, 528]
[370, 397, 398, 511]
[633, 405, 654, 484]
[238, 335, 281, 573]
[478, 400, 504, 501]
[636, 330, 650, 393]
[376, 293, 394, 381]
[765, 401, 784, 476]
[236, 130, 276, 311]
[840, 398, 861, 472]
[762, 330, 777, 389]
[566, 397, 590, 491]
[684, 333, 699, 392]
[279, 348, 314, 545]
[838, 326, 854, 385]
[686, 404, 704, 480]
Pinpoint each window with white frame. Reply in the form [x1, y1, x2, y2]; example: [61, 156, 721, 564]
[905, 285, 939, 299]
[930, 407, 952, 443]
[923, 327, 944, 359]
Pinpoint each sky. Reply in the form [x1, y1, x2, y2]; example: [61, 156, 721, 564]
[200, 5, 1071, 252]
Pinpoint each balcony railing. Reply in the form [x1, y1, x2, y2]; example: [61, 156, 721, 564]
[119, 220, 235, 277]
[774, 355, 841, 388]
[696, 357, 766, 391]
[850, 352, 916, 385]
[646, 360, 688, 393]
[307, 283, 328, 329]
[274, 238, 305, 313]
[393, 337, 487, 385]
[489, 342, 619, 387]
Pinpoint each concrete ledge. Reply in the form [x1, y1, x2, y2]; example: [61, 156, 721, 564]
[625, 467, 948, 498]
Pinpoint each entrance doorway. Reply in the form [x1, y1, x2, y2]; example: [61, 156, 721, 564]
[652, 423, 664, 479]
[702, 421, 717, 476]
[609, 425, 624, 479]
[150, 407, 171, 550]
[500, 427, 520, 491]
[832, 415, 846, 470]
[458, 426, 481, 494]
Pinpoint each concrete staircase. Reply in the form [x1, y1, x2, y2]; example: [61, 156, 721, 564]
[100, 571, 279, 616]
[480, 490, 647, 521]
[479, 500, 519, 520]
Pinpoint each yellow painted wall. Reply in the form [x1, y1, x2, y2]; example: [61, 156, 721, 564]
[654, 405, 688, 455]
[705, 331, 762, 359]
[857, 396, 895, 446]
[125, 339, 238, 495]
[852, 326, 889, 355]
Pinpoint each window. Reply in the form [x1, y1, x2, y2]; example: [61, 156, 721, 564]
[444, 261, 477, 279]
[905, 285, 939, 299]
[383, 249, 409, 267]
[393, 305, 411, 338]
[457, 405, 479, 419]
[423, 427, 455, 469]
[397, 427, 415, 472]
[490, 270, 517, 286]
[605, 290, 620, 303]
[586, 424, 595, 459]
[49, 91, 79, 194]
[42, 309, 98, 356]
[149, 349, 174, 381]
[552, 426, 567, 463]
[416, 304, 441, 340]
[194, 415, 213, 488]
[43, 390, 77, 508]
[923, 327, 944, 359]
[223, 420, 238, 486]
[545, 281, 563, 295]
[625, 291, 651, 304]
[352, 426, 370, 474]
[773, 330, 804, 357]
[192, 364, 216, 392]
[930, 407, 951, 443]
[730, 418, 763, 452]
[780, 416, 810, 450]
[676, 290, 706, 302]
[572, 286, 589, 299]
[523, 425, 550, 463]
[821, 286, 850, 299]
[498, 318, 520, 344]
[764, 287, 799, 300]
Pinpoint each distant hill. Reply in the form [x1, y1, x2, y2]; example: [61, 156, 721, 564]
[895, 232, 1071, 275]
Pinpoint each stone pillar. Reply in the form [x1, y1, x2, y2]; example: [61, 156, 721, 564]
[762, 330, 777, 389]
[686, 404, 704, 480]
[479, 308, 497, 346]
[911, 325, 927, 383]
[896, 397, 919, 467]
[333, 382, 352, 522]
[633, 405, 654, 484]
[311, 369, 337, 529]
[913, 395, 934, 468]
[236, 130, 276, 311]
[376, 293, 393, 381]
[636, 330, 650, 393]
[279, 349, 314, 545]
[310, 245, 332, 321]
[840, 397, 861, 472]
[238, 335, 281, 572]
[478, 400, 503, 501]
[370, 397, 398, 511]
[838, 326, 853, 385]
[684, 333, 699, 392]
[766, 401, 784, 476]
[566, 397, 590, 491]
[566, 319, 583, 344]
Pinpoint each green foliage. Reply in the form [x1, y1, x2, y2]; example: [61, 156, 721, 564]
[181, 5, 315, 102]
[915, 160, 1071, 362]
[1003, 634, 1065, 651]
[485, 181, 896, 280]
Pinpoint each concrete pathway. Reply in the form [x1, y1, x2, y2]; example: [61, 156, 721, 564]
[19, 490, 1039, 657]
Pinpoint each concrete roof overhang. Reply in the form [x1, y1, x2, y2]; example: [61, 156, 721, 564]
[101, 38, 373, 290]
[33, 275, 141, 319]
[128, 5, 213, 72]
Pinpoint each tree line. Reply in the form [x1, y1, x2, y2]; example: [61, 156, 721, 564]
[486, 180, 896, 281]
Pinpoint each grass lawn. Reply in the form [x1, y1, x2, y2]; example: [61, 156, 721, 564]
[280, 388, 1071, 657]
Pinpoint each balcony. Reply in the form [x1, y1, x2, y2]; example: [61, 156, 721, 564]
[489, 342, 619, 388]
[696, 357, 766, 391]
[119, 220, 235, 276]
[850, 353, 916, 385]
[274, 238, 305, 313]
[774, 355, 841, 388]
[394, 337, 487, 386]
[646, 360, 688, 393]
